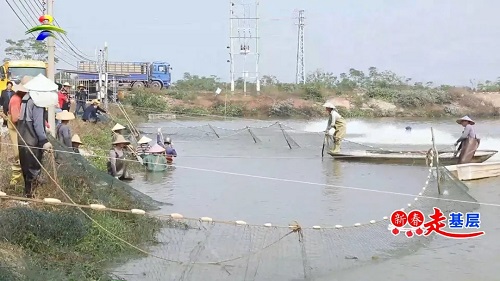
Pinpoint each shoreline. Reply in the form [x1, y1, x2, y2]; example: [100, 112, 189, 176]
[124, 89, 500, 120]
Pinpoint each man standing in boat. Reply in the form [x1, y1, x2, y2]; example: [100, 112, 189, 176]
[454, 115, 480, 164]
[323, 101, 347, 154]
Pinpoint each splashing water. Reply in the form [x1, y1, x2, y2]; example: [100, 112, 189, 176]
[303, 119, 456, 144]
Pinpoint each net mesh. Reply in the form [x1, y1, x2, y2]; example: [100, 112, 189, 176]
[0, 118, 482, 281]
[109, 166, 479, 281]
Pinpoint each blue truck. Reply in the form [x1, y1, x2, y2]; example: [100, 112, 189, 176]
[76, 61, 172, 89]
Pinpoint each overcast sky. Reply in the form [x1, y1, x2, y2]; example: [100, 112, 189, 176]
[1, 0, 500, 85]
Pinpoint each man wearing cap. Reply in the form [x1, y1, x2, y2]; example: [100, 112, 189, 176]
[17, 78, 53, 198]
[74, 84, 87, 115]
[323, 101, 347, 154]
[0, 81, 14, 127]
[454, 115, 480, 164]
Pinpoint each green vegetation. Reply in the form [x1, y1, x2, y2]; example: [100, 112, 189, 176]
[120, 67, 500, 119]
[0, 207, 161, 281]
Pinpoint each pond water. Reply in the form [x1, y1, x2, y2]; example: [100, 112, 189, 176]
[116, 117, 500, 280]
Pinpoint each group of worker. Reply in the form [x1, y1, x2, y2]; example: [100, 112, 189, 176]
[57, 83, 107, 123]
[0, 76, 84, 198]
[321, 101, 479, 164]
[108, 124, 178, 179]
[0, 75, 178, 198]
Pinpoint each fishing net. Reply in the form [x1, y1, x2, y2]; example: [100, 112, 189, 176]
[107, 164, 479, 281]
[0, 116, 481, 281]
[138, 121, 317, 150]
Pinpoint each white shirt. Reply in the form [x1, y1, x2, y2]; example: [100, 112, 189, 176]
[330, 110, 342, 125]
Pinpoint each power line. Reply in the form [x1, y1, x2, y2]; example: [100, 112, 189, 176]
[4, 0, 76, 68]
[30, 0, 94, 61]
[9, 0, 76, 64]
[18, 0, 80, 64]
[22, 0, 92, 62]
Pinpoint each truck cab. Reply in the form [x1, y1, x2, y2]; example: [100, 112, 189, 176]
[149, 61, 171, 89]
[0, 60, 47, 89]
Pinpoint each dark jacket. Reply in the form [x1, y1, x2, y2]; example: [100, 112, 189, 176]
[0, 89, 15, 114]
[82, 105, 107, 121]
[75, 90, 87, 103]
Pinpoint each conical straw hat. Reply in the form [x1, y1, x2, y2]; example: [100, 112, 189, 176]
[71, 134, 83, 144]
[12, 83, 28, 93]
[322, 101, 336, 109]
[112, 123, 126, 131]
[56, 110, 75, 121]
[148, 143, 165, 153]
[112, 134, 130, 145]
[137, 136, 152, 144]
[456, 115, 475, 125]
[12, 76, 34, 93]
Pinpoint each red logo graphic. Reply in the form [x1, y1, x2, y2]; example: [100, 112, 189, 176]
[389, 207, 485, 239]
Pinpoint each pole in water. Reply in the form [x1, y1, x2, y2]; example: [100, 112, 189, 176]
[278, 122, 292, 149]
[208, 124, 220, 138]
[431, 127, 442, 195]
[246, 126, 259, 143]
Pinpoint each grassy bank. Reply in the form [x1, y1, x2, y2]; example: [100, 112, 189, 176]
[0, 111, 161, 280]
[122, 86, 500, 120]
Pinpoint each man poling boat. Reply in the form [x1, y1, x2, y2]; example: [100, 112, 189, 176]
[323, 101, 346, 154]
[454, 115, 480, 164]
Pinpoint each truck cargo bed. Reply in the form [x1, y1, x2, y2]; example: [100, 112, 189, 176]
[78, 61, 149, 74]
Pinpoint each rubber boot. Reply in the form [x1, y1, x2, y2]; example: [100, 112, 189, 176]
[329, 143, 337, 154]
[332, 141, 341, 153]
[10, 162, 22, 186]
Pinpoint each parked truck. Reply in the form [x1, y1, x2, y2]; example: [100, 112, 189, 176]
[1, 60, 47, 90]
[76, 61, 172, 89]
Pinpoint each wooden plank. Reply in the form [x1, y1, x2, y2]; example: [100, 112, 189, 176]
[148, 113, 176, 120]
[445, 162, 500, 181]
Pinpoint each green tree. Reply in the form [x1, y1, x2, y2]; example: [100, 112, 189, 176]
[260, 75, 279, 86]
[305, 69, 337, 89]
[4, 38, 58, 62]
[174, 72, 222, 91]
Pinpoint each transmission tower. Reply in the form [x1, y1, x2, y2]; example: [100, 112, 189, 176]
[229, 0, 260, 95]
[296, 10, 305, 84]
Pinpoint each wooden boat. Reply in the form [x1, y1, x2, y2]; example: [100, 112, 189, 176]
[328, 149, 498, 166]
[445, 162, 500, 181]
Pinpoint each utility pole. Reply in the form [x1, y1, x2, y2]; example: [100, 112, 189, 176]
[97, 48, 102, 102]
[103, 42, 109, 111]
[229, 2, 235, 92]
[46, 0, 56, 137]
[295, 10, 305, 85]
[228, 0, 260, 95]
